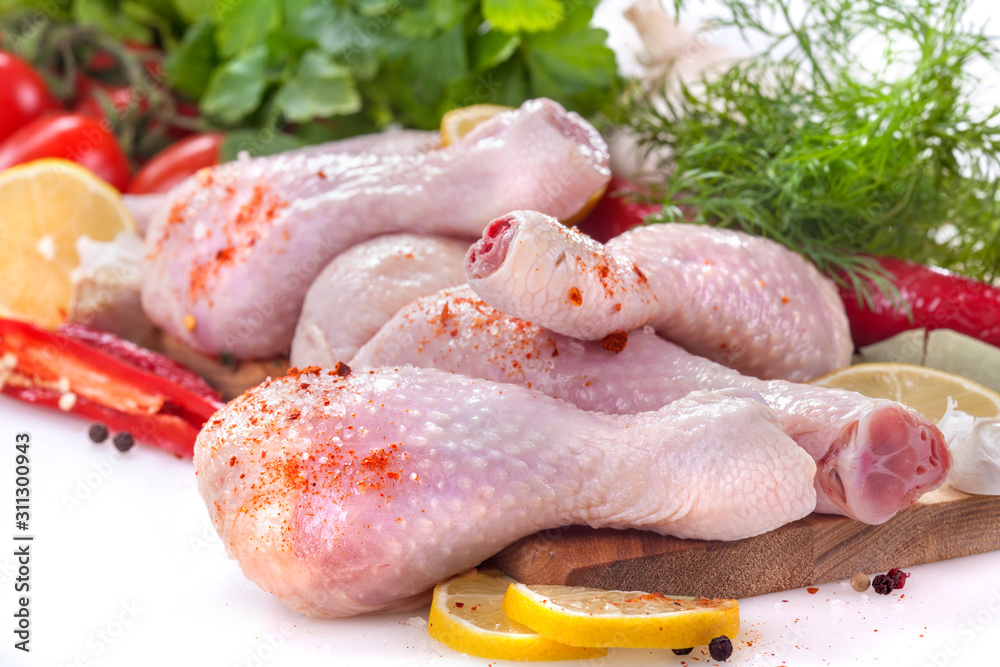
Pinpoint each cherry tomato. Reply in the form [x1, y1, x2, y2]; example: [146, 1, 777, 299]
[127, 133, 224, 194]
[0, 113, 131, 191]
[0, 51, 61, 144]
[75, 80, 197, 141]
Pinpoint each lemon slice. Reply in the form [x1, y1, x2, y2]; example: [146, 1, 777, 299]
[439, 104, 514, 147]
[439, 103, 606, 225]
[810, 363, 1000, 422]
[0, 159, 136, 328]
[502, 583, 739, 650]
[428, 570, 606, 661]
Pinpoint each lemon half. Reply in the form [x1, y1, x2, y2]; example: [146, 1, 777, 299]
[0, 159, 135, 328]
[810, 362, 1000, 422]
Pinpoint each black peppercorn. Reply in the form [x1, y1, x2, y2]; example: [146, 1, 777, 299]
[709, 635, 733, 661]
[671, 647, 693, 655]
[871, 573, 893, 595]
[88, 423, 109, 443]
[113, 431, 135, 452]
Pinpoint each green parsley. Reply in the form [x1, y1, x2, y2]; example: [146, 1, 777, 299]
[2, 0, 621, 142]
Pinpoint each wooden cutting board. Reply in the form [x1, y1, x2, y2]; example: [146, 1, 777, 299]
[488, 485, 1000, 598]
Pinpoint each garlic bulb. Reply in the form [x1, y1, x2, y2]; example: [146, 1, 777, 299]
[939, 398, 1000, 495]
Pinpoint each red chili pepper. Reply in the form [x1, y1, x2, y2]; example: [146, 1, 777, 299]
[0, 318, 223, 458]
[839, 256, 1000, 349]
[576, 176, 662, 243]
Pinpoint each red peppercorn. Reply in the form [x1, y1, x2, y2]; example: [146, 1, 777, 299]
[709, 635, 733, 661]
[872, 573, 893, 595]
[887, 568, 910, 590]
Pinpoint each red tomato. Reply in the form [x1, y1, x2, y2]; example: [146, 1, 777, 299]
[127, 133, 224, 194]
[0, 114, 131, 191]
[0, 51, 61, 144]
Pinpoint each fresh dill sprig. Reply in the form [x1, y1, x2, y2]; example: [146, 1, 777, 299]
[628, 0, 1000, 305]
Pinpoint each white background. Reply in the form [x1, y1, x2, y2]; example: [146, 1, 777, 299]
[3, 1, 1000, 665]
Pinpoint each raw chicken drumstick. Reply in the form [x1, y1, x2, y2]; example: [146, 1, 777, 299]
[290, 234, 469, 368]
[195, 365, 816, 618]
[143, 99, 610, 360]
[466, 210, 853, 381]
[352, 287, 949, 524]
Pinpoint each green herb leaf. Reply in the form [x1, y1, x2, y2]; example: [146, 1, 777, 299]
[397, 21, 468, 105]
[221, 130, 304, 160]
[171, 0, 212, 23]
[274, 50, 362, 121]
[164, 19, 219, 98]
[286, 1, 356, 55]
[201, 44, 270, 123]
[474, 29, 520, 71]
[73, 0, 153, 43]
[523, 6, 616, 98]
[482, 0, 563, 34]
[394, 0, 476, 39]
[354, 0, 397, 16]
[214, 0, 281, 58]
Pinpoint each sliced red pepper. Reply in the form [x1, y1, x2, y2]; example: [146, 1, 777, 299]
[0, 318, 223, 458]
[839, 256, 1000, 349]
[57, 322, 220, 411]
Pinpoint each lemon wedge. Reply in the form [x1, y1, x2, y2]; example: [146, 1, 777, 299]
[439, 104, 514, 146]
[502, 583, 739, 650]
[427, 569, 605, 661]
[810, 362, 1000, 422]
[0, 159, 136, 328]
